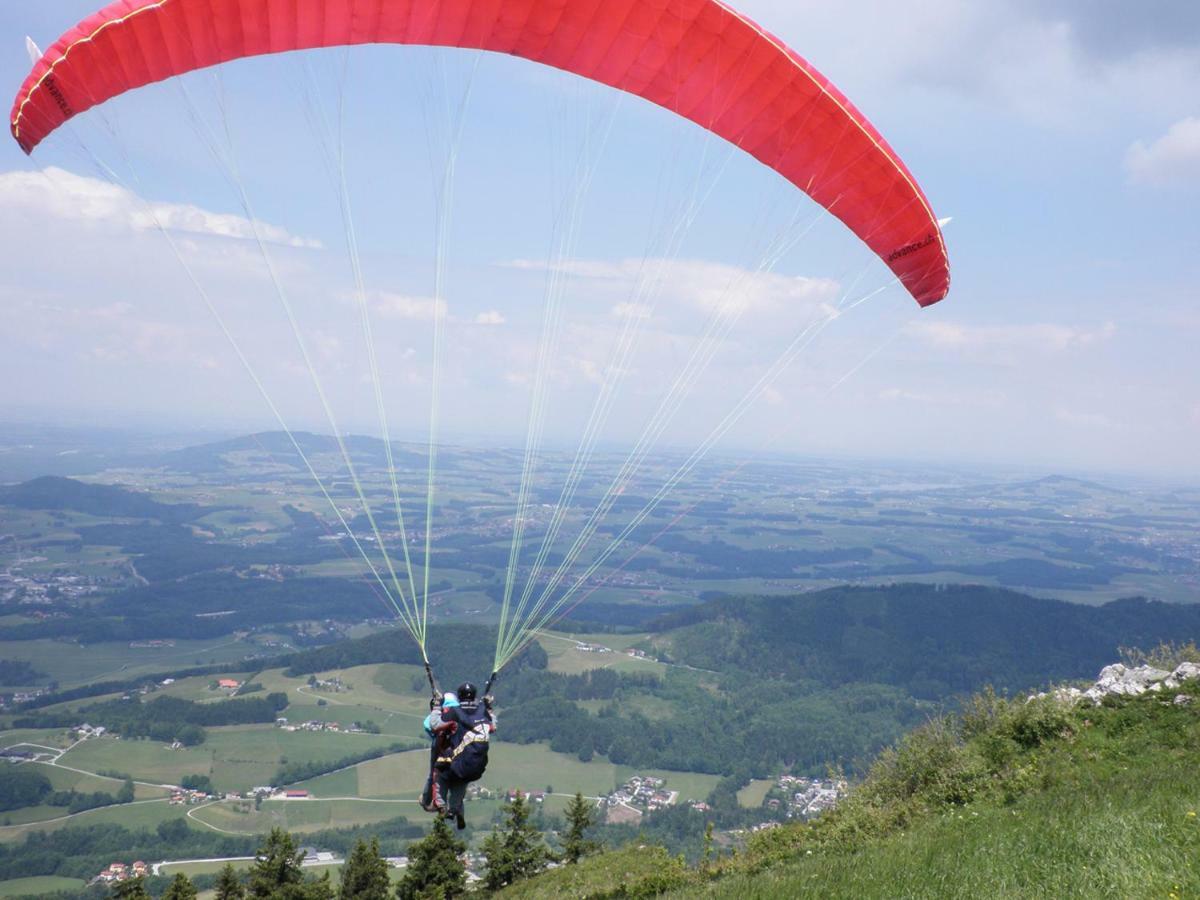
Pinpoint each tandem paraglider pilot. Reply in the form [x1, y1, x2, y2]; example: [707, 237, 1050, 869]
[421, 681, 495, 830]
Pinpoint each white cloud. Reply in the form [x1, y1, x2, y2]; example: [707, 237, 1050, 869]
[762, 386, 786, 406]
[0, 167, 321, 248]
[370, 291, 447, 322]
[507, 257, 840, 319]
[1126, 117, 1200, 186]
[8, 296, 220, 370]
[1055, 408, 1115, 429]
[612, 302, 653, 320]
[908, 320, 1117, 353]
[569, 357, 604, 386]
[473, 310, 506, 326]
[310, 330, 345, 367]
[879, 387, 933, 403]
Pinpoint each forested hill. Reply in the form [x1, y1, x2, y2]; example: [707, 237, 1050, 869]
[655, 584, 1200, 697]
[0, 475, 208, 523]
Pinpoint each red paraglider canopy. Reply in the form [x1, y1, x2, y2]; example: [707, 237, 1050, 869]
[11, 0, 950, 305]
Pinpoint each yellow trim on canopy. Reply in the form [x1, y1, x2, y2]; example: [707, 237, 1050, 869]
[12, 1, 171, 146]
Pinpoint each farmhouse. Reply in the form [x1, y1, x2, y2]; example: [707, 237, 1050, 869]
[96, 862, 128, 883]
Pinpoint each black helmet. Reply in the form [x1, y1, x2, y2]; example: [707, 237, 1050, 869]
[456, 682, 477, 702]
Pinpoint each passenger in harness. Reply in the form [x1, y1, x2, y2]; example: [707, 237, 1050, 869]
[431, 681, 495, 830]
[419, 692, 457, 813]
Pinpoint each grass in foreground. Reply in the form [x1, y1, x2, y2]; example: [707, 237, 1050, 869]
[501, 675, 1200, 899]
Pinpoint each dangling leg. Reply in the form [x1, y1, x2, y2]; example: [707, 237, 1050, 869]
[420, 770, 436, 812]
[448, 776, 468, 830]
[420, 742, 440, 811]
[433, 765, 451, 813]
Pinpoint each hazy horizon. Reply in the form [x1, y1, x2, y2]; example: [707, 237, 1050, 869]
[1, 416, 1195, 491]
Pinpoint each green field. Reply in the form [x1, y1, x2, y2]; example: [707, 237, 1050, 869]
[297, 766, 359, 797]
[298, 741, 720, 806]
[0, 798, 184, 843]
[736, 779, 773, 809]
[57, 736, 214, 786]
[157, 676, 243, 703]
[537, 632, 667, 677]
[0, 728, 74, 751]
[57, 727, 411, 793]
[36, 760, 166, 799]
[0, 637, 250, 689]
[158, 859, 254, 878]
[188, 798, 415, 835]
[0, 876, 87, 896]
[0, 803, 71, 826]
[249, 664, 432, 737]
[0, 647, 719, 849]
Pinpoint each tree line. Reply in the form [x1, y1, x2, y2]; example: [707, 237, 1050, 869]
[274, 743, 416, 786]
[0, 768, 137, 817]
[78, 792, 599, 899]
[15, 692, 289, 745]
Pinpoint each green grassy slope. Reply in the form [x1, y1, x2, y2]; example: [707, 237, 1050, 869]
[502, 672, 1200, 899]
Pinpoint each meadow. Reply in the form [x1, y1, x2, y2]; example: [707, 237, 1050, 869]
[0, 876, 86, 897]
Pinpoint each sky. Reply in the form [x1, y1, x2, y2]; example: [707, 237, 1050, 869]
[1, 1, 1198, 480]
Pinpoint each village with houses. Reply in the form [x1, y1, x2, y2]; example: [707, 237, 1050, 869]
[0, 556, 110, 606]
[274, 717, 367, 734]
[86, 830, 494, 888]
[0, 687, 49, 709]
[93, 860, 151, 886]
[602, 775, 679, 823]
[598, 770, 848, 827]
[90, 844, 353, 888]
[771, 775, 849, 819]
[567, 638, 652, 662]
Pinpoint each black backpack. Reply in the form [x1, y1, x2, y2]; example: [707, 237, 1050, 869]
[448, 704, 491, 782]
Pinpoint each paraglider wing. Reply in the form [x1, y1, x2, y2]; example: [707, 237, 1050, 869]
[10, 0, 949, 305]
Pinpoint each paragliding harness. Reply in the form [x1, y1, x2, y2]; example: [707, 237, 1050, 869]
[439, 703, 492, 782]
[426, 667, 497, 785]
[436, 670, 497, 783]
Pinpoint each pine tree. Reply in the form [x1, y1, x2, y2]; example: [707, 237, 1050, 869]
[214, 863, 246, 900]
[396, 817, 467, 900]
[111, 877, 150, 899]
[306, 871, 336, 900]
[482, 793, 551, 890]
[248, 827, 306, 898]
[338, 838, 391, 900]
[162, 872, 199, 900]
[561, 792, 600, 864]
